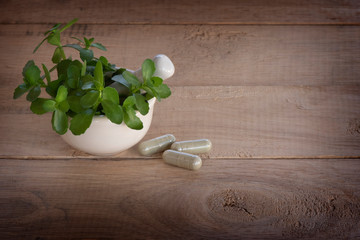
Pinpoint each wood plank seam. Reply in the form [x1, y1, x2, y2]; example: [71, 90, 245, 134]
[1, 156, 359, 161]
[2, 22, 360, 26]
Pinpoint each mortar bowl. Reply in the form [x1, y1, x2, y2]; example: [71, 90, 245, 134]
[61, 97, 156, 156]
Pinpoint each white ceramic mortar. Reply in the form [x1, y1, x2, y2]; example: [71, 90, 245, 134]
[60, 54, 174, 156]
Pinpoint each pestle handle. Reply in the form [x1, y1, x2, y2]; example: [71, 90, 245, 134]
[133, 54, 175, 81]
[110, 54, 175, 95]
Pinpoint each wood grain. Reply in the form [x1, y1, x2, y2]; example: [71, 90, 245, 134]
[1, 24, 360, 87]
[0, 158, 359, 240]
[1, 86, 360, 159]
[1, 1, 360, 239]
[1, 0, 360, 25]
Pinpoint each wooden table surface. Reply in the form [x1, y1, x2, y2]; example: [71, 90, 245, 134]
[1, 1, 360, 239]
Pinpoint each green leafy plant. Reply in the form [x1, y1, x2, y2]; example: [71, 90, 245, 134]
[14, 19, 171, 135]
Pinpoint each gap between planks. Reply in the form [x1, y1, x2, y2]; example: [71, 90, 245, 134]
[3, 22, 360, 26]
[1, 156, 359, 161]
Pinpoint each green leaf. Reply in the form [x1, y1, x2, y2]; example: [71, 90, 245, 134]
[81, 60, 87, 76]
[99, 56, 108, 66]
[22, 60, 35, 77]
[154, 84, 171, 99]
[57, 59, 72, 78]
[60, 18, 78, 33]
[57, 100, 70, 112]
[80, 49, 94, 62]
[46, 78, 63, 98]
[151, 77, 163, 87]
[71, 60, 83, 69]
[13, 83, 30, 99]
[124, 108, 143, 130]
[37, 77, 46, 87]
[42, 64, 51, 84]
[44, 23, 61, 35]
[113, 68, 126, 76]
[30, 98, 56, 114]
[80, 90, 99, 108]
[43, 100, 56, 112]
[81, 74, 94, 83]
[26, 85, 41, 102]
[63, 44, 94, 62]
[123, 95, 136, 109]
[55, 85, 68, 102]
[134, 93, 149, 115]
[91, 42, 107, 51]
[84, 37, 91, 49]
[63, 43, 82, 51]
[67, 64, 81, 89]
[145, 92, 154, 100]
[142, 59, 155, 82]
[142, 85, 160, 101]
[72, 89, 85, 97]
[122, 71, 141, 90]
[51, 47, 63, 64]
[47, 31, 61, 47]
[122, 96, 144, 129]
[24, 64, 41, 86]
[34, 21, 69, 53]
[70, 109, 94, 135]
[52, 109, 68, 135]
[111, 74, 130, 89]
[102, 100, 123, 124]
[103, 87, 119, 105]
[71, 36, 84, 44]
[82, 75, 102, 90]
[94, 60, 103, 86]
[67, 95, 83, 113]
[81, 81, 96, 90]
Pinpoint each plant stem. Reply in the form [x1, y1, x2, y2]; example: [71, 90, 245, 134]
[59, 47, 66, 60]
[40, 65, 58, 83]
[49, 65, 57, 72]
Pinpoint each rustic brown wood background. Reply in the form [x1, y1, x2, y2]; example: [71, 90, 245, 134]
[1, 0, 360, 239]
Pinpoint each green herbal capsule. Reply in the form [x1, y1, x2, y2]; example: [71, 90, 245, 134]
[171, 139, 212, 154]
[138, 134, 176, 156]
[163, 150, 202, 170]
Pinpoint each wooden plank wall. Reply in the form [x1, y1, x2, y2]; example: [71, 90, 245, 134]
[0, 1, 360, 239]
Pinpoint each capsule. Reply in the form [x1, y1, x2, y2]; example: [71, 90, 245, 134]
[138, 134, 176, 156]
[171, 139, 212, 154]
[163, 150, 202, 170]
